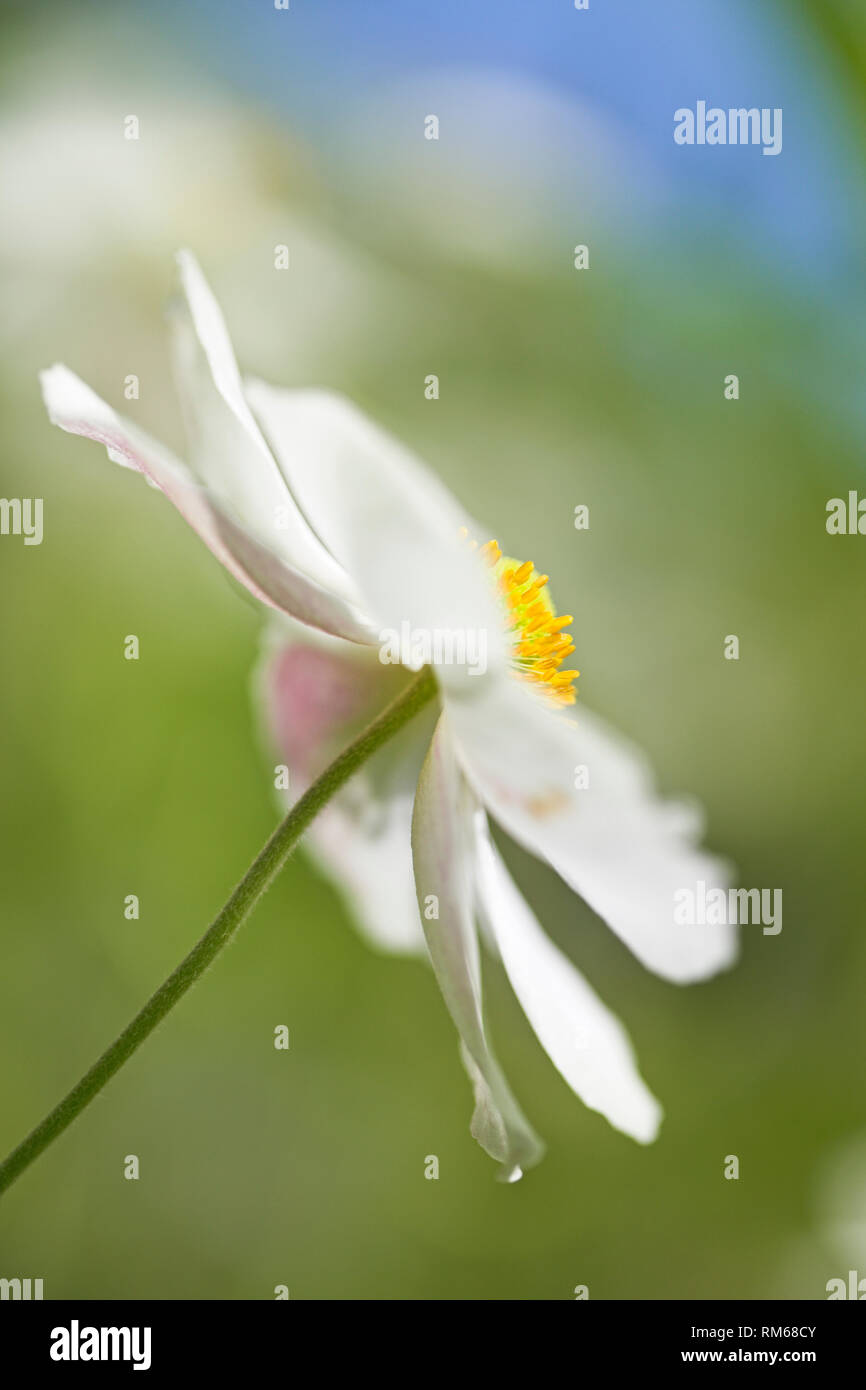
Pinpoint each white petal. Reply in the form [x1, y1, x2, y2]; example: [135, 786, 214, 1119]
[171, 251, 362, 607]
[254, 618, 429, 954]
[308, 793, 426, 955]
[445, 674, 738, 983]
[40, 364, 373, 643]
[412, 715, 544, 1178]
[473, 818, 662, 1143]
[246, 379, 507, 682]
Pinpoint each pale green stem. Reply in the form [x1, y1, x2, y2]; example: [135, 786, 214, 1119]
[0, 666, 438, 1198]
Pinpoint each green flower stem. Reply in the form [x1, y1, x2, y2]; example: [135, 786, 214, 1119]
[0, 665, 438, 1199]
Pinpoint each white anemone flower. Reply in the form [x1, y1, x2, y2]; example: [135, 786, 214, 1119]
[40, 252, 738, 1180]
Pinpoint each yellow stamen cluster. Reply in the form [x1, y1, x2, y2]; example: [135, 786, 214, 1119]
[479, 538, 579, 706]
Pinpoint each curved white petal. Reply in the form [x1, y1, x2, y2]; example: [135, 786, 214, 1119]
[411, 715, 544, 1179]
[246, 379, 507, 684]
[40, 364, 372, 643]
[171, 251, 364, 609]
[255, 619, 429, 953]
[444, 674, 738, 984]
[308, 792, 425, 955]
[473, 818, 662, 1143]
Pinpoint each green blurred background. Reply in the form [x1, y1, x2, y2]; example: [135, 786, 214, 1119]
[1, 0, 864, 1299]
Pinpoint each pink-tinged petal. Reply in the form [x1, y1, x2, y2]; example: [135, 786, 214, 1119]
[245, 380, 508, 679]
[444, 673, 738, 984]
[40, 365, 373, 644]
[171, 252, 361, 606]
[473, 818, 663, 1143]
[255, 621, 432, 953]
[257, 622, 408, 784]
[411, 714, 544, 1179]
[264, 643, 375, 784]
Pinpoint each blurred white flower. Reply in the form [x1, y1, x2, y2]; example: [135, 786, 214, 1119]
[0, 81, 272, 348]
[815, 1130, 866, 1273]
[342, 68, 663, 270]
[40, 253, 737, 1178]
[0, 66, 421, 389]
[772, 1129, 866, 1298]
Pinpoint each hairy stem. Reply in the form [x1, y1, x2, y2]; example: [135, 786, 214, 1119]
[0, 665, 438, 1198]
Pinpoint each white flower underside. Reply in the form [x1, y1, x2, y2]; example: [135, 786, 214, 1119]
[40, 251, 739, 1178]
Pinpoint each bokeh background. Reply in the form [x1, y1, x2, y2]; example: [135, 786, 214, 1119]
[1, 0, 864, 1300]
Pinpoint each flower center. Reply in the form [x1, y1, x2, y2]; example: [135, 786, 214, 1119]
[479, 538, 579, 706]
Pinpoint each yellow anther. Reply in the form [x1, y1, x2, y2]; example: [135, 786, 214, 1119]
[461, 527, 579, 708]
[486, 542, 579, 707]
[521, 576, 549, 602]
